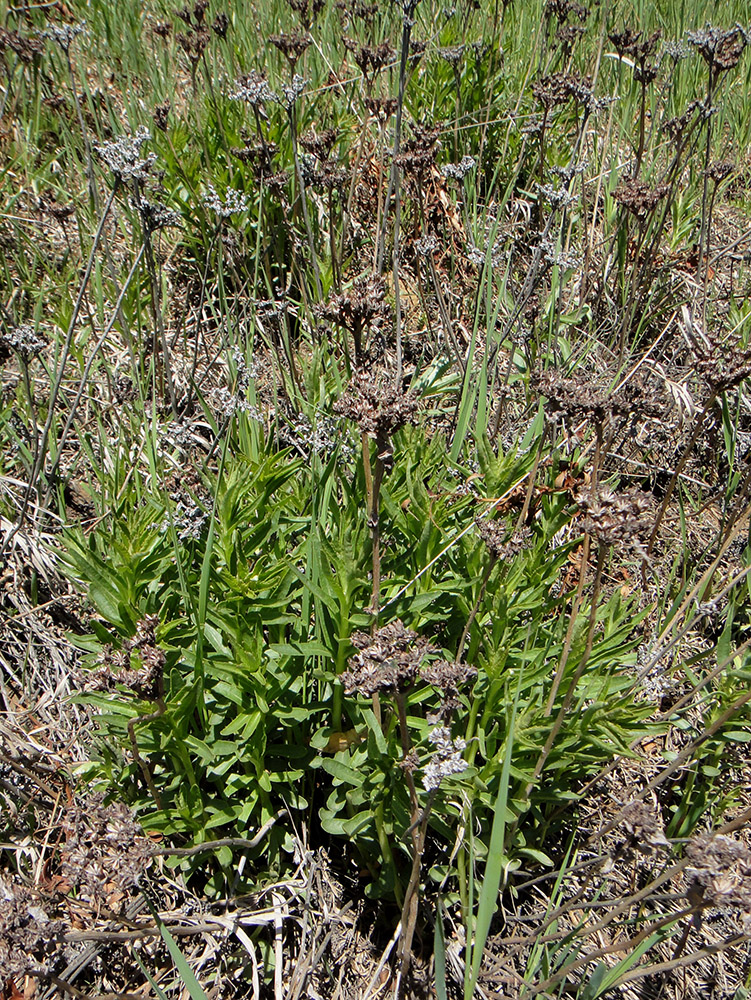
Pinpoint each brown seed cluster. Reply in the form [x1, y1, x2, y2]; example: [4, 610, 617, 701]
[364, 96, 398, 121]
[286, 0, 326, 29]
[685, 834, 751, 929]
[696, 338, 751, 395]
[476, 519, 533, 561]
[687, 24, 747, 74]
[318, 274, 391, 359]
[84, 614, 165, 699]
[269, 30, 312, 67]
[421, 659, 478, 695]
[394, 123, 443, 179]
[532, 72, 591, 110]
[175, 2, 212, 68]
[613, 800, 669, 860]
[545, 0, 588, 22]
[341, 621, 436, 696]
[0, 26, 44, 63]
[60, 794, 154, 910]
[0, 875, 66, 980]
[333, 372, 420, 440]
[537, 371, 665, 426]
[613, 178, 670, 218]
[706, 159, 735, 182]
[343, 38, 395, 78]
[577, 487, 652, 549]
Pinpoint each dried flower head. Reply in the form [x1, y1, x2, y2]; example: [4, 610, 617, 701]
[230, 70, 276, 105]
[0, 27, 44, 62]
[546, 0, 587, 22]
[532, 71, 591, 110]
[478, 521, 533, 560]
[176, 24, 209, 65]
[333, 372, 420, 441]
[203, 183, 250, 217]
[613, 178, 670, 217]
[85, 614, 166, 699]
[364, 95, 398, 121]
[212, 12, 230, 37]
[706, 159, 735, 182]
[136, 197, 181, 232]
[685, 833, 751, 928]
[421, 659, 478, 694]
[577, 487, 652, 549]
[687, 24, 747, 73]
[439, 44, 465, 66]
[286, 0, 326, 28]
[343, 37, 395, 76]
[0, 875, 66, 980]
[270, 30, 311, 66]
[60, 794, 154, 910]
[341, 621, 436, 696]
[317, 274, 391, 358]
[277, 74, 307, 110]
[394, 123, 443, 178]
[153, 99, 171, 132]
[95, 126, 157, 183]
[42, 20, 86, 51]
[618, 800, 669, 856]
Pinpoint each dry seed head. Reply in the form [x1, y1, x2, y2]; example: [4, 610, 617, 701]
[341, 621, 436, 696]
[364, 95, 398, 121]
[333, 371, 420, 439]
[685, 834, 751, 925]
[2, 324, 46, 361]
[0, 27, 45, 62]
[442, 155, 476, 180]
[0, 875, 66, 980]
[546, 0, 588, 22]
[95, 126, 157, 183]
[613, 178, 669, 217]
[620, 800, 669, 853]
[706, 159, 735, 182]
[270, 30, 312, 66]
[476, 519, 532, 561]
[421, 659, 478, 694]
[687, 24, 747, 72]
[577, 486, 652, 549]
[532, 71, 590, 109]
[212, 12, 230, 37]
[153, 99, 170, 132]
[230, 70, 276, 105]
[60, 794, 154, 910]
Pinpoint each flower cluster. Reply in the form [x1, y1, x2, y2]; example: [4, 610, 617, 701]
[422, 725, 468, 790]
[229, 70, 276, 106]
[60, 794, 154, 910]
[2, 324, 46, 360]
[42, 20, 86, 50]
[333, 373, 420, 442]
[0, 875, 65, 980]
[203, 183, 250, 217]
[86, 614, 166, 699]
[341, 621, 436, 696]
[95, 126, 157, 183]
[577, 487, 652, 550]
[685, 834, 751, 930]
[442, 155, 476, 180]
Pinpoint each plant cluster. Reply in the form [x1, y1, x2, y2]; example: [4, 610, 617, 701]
[1, 0, 751, 996]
